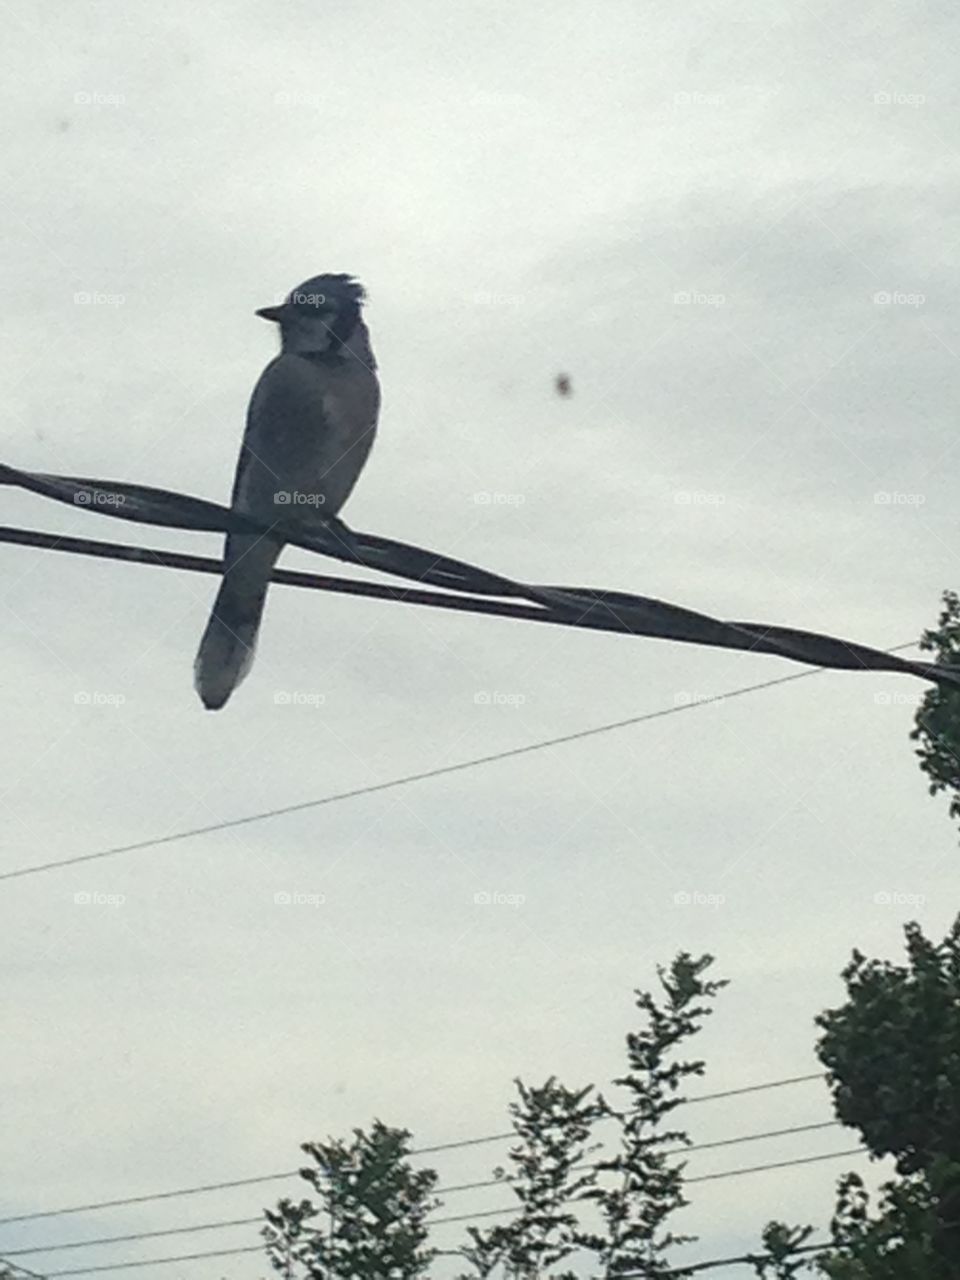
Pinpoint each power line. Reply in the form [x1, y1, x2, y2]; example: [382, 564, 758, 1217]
[6, 1120, 841, 1257]
[44, 1244, 262, 1276]
[0, 1259, 47, 1280]
[1, 631, 914, 885]
[0, 1073, 826, 1226]
[34, 1146, 867, 1277]
[686, 1146, 863, 1184]
[2, 462, 954, 691]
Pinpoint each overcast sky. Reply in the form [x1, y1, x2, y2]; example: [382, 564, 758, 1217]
[2, 1, 959, 1277]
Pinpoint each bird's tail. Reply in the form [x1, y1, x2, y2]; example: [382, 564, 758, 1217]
[194, 536, 283, 711]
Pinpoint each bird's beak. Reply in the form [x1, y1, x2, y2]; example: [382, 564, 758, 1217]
[255, 304, 292, 323]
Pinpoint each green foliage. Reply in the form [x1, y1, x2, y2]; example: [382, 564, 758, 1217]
[911, 590, 960, 822]
[813, 1167, 960, 1279]
[457, 952, 727, 1280]
[457, 1076, 599, 1280]
[808, 915, 960, 1274]
[262, 1121, 439, 1279]
[576, 953, 728, 1279]
[749, 1222, 816, 1278]
[815, 918, 960, 1177]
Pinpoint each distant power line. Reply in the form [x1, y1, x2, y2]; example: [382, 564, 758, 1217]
[0, 630, 926, 887]
[0, 1072, 826, 1227]
[31, 1146, 867, 1276]
[5, 1120, 841, 1258]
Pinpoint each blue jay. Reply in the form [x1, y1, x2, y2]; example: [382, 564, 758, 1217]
[194, 274, 380, 710]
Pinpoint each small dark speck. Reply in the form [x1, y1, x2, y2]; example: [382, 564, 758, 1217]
[555, 373, 572, 398]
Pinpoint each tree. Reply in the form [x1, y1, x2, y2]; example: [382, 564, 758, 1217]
[262, 1120, 439, 1280]
[911, 589, 960, 823]
[458, 952, 727, 1279]
[814, 915, 960, 1268]
[576, 953, 727, 1279]
[457, 1076, 600, 1280]
[264, 954, 727, 1280]
[755, 915, 960, 1277]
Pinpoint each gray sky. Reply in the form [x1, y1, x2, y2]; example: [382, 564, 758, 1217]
[2, 1, 959, 1276]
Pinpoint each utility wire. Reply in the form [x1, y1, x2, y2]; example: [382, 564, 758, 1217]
[0, 1073, 826, 1226]
[5, 1120, 841, 1257]
[0, 1260, 47, 1280]
[2, 461, 954, 689]
[35, 1146, 868, 1277]
[0, 634, 919, 886]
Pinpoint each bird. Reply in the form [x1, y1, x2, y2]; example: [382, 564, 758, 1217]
[194, 273, 380, 710]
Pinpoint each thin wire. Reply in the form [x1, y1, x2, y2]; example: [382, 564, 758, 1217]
[0, 1074, 826, 1225]
[687, 1146, 863, 1184]
[45, 1245, 262, 1276]
[0, 1259, 47, 1280]
[2, 636, 917, 885]
[430, 1147, 866, 1221]
[6, 1120, 840, 1256]
[38, 1144, 866, 1275]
